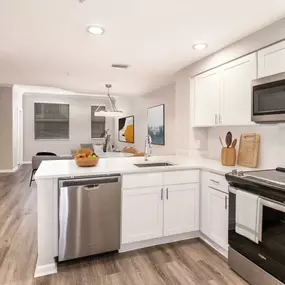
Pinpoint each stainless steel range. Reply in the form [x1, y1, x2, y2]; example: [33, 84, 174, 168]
[226, 168, 285, 285]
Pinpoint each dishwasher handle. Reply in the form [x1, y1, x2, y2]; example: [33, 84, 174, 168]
[84, 184, 100, 191]
[59, 175, 120, 188]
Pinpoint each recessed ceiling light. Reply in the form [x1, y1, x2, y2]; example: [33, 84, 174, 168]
[193, 43, 207, 50]
[87, 25, 104, 35]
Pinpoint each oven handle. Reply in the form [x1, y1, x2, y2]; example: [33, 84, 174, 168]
[260, 197, 285, 213]
[258, 198, 285, 242]
[228, 186, 237, 194]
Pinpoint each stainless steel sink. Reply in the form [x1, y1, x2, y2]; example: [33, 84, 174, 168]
[134, 162, 174, 168]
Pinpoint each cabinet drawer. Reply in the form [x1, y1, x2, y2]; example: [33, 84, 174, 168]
[164, 170, 199, 185]
[122, 172, 163, 189]
[207, 172, 228, 193]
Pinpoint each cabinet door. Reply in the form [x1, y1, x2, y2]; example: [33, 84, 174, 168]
[220, 53, 257, 125]
[164, 184, 199, 236]
[258, 40, 285, 78]
[122, 187, 163, 244]
[208, 187, 228, 250]
[194, 68, 220, 127]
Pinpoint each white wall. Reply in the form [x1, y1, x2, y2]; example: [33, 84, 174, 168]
[174, 17, 285, 167]
[23, 93, 114, 161]
[116, 84, 176, 155]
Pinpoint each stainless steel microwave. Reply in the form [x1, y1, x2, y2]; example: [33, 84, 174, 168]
[252, 72, 285, 122]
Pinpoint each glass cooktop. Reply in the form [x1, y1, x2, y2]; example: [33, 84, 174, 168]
[244, 168, 285, 187]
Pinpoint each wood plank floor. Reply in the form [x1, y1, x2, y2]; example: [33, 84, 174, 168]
[0, 165, 248, 285]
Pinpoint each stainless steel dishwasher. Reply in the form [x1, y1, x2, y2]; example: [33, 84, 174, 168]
[58, 174, 121, 262]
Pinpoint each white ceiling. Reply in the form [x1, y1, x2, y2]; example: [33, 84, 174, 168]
[1, 0, 285, 96]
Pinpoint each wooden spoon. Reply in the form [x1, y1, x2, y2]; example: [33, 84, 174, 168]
[219, 136, 224, 147]
[231, 139, 237, 148]
[225, 132, 232, 148]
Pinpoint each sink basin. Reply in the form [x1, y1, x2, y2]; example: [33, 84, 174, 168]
[134, 162, 174, 168]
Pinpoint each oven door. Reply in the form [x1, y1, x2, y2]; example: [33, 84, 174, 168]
[229, 187, 285, 283]
[252, 73, 285, 122]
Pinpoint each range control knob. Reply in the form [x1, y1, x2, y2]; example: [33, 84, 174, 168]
[238, 171, 244, 177]
[232, 169, 238, 175]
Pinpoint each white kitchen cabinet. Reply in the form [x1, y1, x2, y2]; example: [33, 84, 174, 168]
[193, 67, 220, 127]
[258, 40, 285, 78]
[220, 53, 257, 125]
[163, 184, 199, 236]
[193, 53, 257, 127]
[121, 187, 163, 244]
[200, 171, 228, 250]
[208, 187, 228, 250]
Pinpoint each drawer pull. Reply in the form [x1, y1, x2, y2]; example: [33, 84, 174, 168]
[210, 179, 220, 184]
[161, 188, 163, 200]
[225, 195, 228, 209]
[209, 186, 226, 194]
[166, 188, 169, 200]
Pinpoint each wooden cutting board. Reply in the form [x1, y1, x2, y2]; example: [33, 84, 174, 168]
[238, 133, 260, 168]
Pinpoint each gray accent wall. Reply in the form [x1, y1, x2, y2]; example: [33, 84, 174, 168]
[0, 87, 13, 170]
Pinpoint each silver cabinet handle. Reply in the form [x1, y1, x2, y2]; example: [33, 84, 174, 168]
[219, 114, 222, 124]
[215, 114, 218, 124]
[161, 188, 163, 200]
[225, 195, 228, 209]
[166, 188, 169, 200]
[210, 179, 220, 184]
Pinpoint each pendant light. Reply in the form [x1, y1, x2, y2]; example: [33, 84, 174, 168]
[94, 84, 123, 117]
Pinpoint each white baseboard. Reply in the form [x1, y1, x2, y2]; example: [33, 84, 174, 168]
[34, 262, 57, 278]
[22, 161, 32, 164]
[0, 165, 19, 173]
[199, 233, 228, 259]
[119, 231, 200, 253]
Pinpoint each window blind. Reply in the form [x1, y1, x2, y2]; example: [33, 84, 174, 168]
[91, 106, 106, 138]
[34, 103, 69, 139]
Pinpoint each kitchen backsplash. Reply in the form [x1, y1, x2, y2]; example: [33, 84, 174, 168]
[207, 124, 285, 169]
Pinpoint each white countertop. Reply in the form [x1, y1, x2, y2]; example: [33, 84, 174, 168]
[34, 155, 260, 180]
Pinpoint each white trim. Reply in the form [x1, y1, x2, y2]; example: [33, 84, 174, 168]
[22, 161, 32, 164]
[200, 233, 228, 259]
[119, 231, 200, 253]
[34, 262, 57, 278]
[0, 165, 19, 173]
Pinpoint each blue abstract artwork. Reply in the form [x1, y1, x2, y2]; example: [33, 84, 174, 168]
[147, 104, 165, 145]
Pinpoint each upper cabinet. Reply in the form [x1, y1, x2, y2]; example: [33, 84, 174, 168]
[258, 40, 285, 78]
[193, 53, 257, 127]
[194, 68, 220, 127]
[220, 53, 257, 126]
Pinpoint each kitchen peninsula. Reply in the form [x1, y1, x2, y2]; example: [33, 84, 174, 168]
[34, 155, 257, 277]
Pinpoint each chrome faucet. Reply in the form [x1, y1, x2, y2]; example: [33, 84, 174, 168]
[144, 135, 152, 161]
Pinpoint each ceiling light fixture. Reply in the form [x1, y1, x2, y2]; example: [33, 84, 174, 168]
[87, 25, 104, 35]
[94, 84, 123, 117]
[193, 43, 208, 50]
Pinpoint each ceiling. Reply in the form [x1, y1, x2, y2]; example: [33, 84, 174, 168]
[1, 0, 285, 96]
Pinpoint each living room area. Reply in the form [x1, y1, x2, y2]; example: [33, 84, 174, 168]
[0, 83, 175, 175]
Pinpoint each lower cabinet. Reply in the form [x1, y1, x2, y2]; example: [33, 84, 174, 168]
[208, 187, 228, 250]
[121, 187, 163, 244]
[164, 184, 199, 236]
[122, 183, 199, 244]
[200, 171, 228, 250]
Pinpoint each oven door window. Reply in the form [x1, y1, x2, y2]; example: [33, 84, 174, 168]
[253, 79, 285, 115]
[260, 202, 285, 264]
